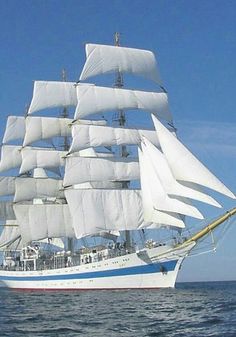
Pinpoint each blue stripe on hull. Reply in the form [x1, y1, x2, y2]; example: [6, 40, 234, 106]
[0, 260, 178, 282]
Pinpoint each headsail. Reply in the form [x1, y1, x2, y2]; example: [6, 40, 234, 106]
[138, 147, 203, 219]
[152, 115, 235, 199]
[141, 137, 221, 208]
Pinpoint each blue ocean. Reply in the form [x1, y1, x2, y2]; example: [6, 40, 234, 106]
[1, 281, 236, 337]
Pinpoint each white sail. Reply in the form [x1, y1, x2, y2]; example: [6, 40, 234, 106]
[65, 189, 187, 237]
[0, 145, 22, 173]
[71, 181, 123, 189]
[65, 189, 145, 238]
[0, 201, 16, 221]
[79, 44, 162, 84]
[65, 147, 115, 181]
[0, 221, 20, 249]
[69, 123, 160, 153]
[14, 177, 64, 202]
[23, 116, 108, 146]
[2, 116, 25, 144]
[74, 85, 171, 121]
[91, 230, 120, 241]
[138, 148, 185, 228]
[19, 148, 66, 175]
[63, 156, 139, 186]
[138, 147, 203, 219]
[13, 204, 74, 244]
[28, 81, 77, 115]
[152, 115, 236, 199]
[141, 137, 221, 208]
[0, 177, 16, 197]
[33, 168, 48, 178]
[23, 116, 72, 146]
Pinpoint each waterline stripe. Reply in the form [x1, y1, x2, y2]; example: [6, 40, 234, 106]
[0, 260, 177, 282]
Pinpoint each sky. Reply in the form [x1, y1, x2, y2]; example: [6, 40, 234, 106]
[0, 0, 236, 282]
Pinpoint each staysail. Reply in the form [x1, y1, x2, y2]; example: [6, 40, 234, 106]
[152, 115, 235, 199]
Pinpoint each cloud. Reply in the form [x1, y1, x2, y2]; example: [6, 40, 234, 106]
[176, 120, 236, 158]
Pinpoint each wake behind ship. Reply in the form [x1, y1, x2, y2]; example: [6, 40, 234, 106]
[0, 35, 235, 290]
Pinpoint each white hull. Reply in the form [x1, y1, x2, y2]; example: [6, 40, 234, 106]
[0, 243, 194, 290]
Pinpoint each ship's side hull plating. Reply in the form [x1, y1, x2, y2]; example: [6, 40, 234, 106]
[0, 244, 193, 290]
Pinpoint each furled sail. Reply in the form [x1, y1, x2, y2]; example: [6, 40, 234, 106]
[152, 115, 236, 199]
[28, 81, 77, 115]
[14, 177, 64, 202]
[74, 85, 171, 121]
[13, 204, 74, 244]
[141, 137, 221, 208]
[138, 147, 203, 219]
[69, 124, 160, 154]
[19, 148, 66, 175]
[0, 145, 23, 173]
[79, 44, 162, 84]
[23, 116, 72, 146]
[63, 156, 139, 187]
[0, 177, 16, 197]
[2, 116, 25, 144]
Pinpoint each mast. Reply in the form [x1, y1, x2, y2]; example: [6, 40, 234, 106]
[61, 69, 70, 151]
[113, 32, 131, 250]
[61, 69, 73, 253]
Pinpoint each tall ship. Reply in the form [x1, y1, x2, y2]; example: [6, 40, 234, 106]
[0, 34, 235, 290]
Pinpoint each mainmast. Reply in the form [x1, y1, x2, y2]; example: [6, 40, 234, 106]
[61, 69, 73, 253]
[113, 32, 131, 250]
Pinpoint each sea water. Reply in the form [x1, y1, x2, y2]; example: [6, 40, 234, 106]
[0, 281, 236, 337]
